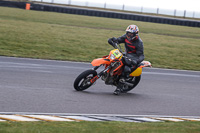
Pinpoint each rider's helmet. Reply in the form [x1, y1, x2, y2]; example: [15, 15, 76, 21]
[125, 25, 139, 41]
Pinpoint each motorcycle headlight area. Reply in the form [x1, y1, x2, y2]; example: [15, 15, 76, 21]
[110, 54, 116, 60]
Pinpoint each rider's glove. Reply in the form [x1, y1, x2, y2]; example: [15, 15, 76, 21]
[111, 37, 118, 43]
[108, 37, 118, 48]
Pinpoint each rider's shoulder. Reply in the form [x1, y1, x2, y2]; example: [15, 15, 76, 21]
[137, 36, 143, 43]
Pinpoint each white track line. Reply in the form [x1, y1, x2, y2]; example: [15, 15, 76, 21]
[0, 112, 200, 122]
[0, 115, 39, 121]
[24, 115, 74, 121]
[149, 117, 184, 122]
[62, 116, 102, 121]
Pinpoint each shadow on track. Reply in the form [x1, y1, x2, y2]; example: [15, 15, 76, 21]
[73, 90, 145, 98]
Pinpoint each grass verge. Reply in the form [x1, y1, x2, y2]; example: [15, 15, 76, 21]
[0, 121, 200, 133]
[0, 7, 200, 70]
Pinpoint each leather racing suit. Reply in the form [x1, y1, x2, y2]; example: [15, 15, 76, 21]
[108, 34, 144, 79]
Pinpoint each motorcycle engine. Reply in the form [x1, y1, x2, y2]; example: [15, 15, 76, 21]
[101, 72, 114, 85]
[101, 62, 121, 85]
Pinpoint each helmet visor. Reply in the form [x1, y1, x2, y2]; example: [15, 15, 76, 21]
[126, 32, 136, 38]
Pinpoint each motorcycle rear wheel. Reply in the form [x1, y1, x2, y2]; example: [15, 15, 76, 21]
[122, 76, 141, 93]
[74, 70, 97, 91]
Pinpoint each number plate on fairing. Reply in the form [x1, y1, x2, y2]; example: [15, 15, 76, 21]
[111, 49, 122, 59]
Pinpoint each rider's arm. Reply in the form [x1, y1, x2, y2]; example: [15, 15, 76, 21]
[117, 34, 126, 43]
[136, 38, 145, 64]
[108, 34, 126, 47]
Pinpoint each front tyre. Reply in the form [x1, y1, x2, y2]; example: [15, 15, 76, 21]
[74, 70, 97, 91]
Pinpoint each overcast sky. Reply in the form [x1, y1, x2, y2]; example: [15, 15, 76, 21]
[85, 0, 200, 12]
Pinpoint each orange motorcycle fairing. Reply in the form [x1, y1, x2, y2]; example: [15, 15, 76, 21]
[91, 58, 111, 66]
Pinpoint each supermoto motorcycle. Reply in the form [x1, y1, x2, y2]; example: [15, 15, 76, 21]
[73, 43, 151, 93]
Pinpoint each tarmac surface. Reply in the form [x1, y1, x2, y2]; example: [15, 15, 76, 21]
[0, 56, 200, 116]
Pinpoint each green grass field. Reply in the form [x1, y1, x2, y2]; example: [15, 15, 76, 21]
[0, 121, 200, 133]
[0, 6, 200, 71]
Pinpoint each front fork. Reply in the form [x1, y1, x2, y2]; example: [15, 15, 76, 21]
[92, 65, 101, 71]
[90, 65, 112, 83]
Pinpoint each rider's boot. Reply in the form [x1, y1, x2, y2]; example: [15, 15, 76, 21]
[113, 71, 131, 95]
[113, 79, 125, 95]
[113, 84, 123, 95]
[113, 87, 121, 95]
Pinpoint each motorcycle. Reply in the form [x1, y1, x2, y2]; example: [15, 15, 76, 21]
[73, 43, 151, 93]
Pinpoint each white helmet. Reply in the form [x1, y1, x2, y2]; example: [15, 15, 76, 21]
[125, 25, 139, 41]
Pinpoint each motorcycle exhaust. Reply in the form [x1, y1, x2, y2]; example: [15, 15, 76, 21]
[124, 82, 134, 87]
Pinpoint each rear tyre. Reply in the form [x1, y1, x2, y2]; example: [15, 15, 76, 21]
[74, 70, 97, 91]
[121, 76, 141, 93]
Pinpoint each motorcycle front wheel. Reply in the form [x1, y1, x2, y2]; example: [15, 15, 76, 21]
[73, 69, 97, 91]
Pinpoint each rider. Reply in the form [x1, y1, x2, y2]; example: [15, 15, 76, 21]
[108, 24, 144, 95]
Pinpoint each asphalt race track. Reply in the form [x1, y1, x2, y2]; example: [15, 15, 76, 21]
[0, 56, 200, 116]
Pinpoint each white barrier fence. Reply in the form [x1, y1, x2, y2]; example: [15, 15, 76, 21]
[32, 0, 200, 18]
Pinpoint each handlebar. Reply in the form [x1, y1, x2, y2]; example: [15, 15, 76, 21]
[113, 43, 123, 54]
